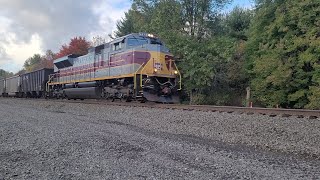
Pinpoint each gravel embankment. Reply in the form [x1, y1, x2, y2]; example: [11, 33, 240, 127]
[0, 98, 319, 179]
[3, 98, 320, 159]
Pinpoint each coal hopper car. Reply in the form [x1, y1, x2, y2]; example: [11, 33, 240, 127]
[20, 68, 54, 98]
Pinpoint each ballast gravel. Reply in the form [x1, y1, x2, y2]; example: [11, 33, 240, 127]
[31, 99, 320, 158]
[0, 98, 319, 179]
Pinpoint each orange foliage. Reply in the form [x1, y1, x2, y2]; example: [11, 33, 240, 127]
[55, 37, 91, 59]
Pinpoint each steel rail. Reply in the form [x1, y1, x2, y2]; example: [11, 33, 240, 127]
[1, 97, 319, 119]
[53, 99, 320, 119]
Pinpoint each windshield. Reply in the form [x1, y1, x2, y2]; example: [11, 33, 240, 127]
[127, 37, 163, 47]
[127, 38, 148, 46]
[150, 38, 162, 45]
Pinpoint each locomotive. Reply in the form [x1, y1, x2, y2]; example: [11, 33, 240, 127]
[47, 33, 181, 103]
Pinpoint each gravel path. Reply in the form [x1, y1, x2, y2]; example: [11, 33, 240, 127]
[0, 98, 319, 179]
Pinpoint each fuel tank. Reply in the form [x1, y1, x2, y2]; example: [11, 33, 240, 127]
[64, 87, 101, 99]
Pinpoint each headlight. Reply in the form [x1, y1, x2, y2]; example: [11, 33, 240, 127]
[174, 70, 178, 74]
[154, 68, 158, 73]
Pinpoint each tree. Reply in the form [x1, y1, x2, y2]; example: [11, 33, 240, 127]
[15, 69, 26, 75]
[181, 0, 230, 40]
[40, 50, 55, 69]
[0, 69, 13, 78]
[225, 6, 252, 40]
[246, 0, 320, 108]
[22, 50, 55, 72]
[23, 54, 42, 72]
[55, 37, 91, 59]
[115, 11, 137, 37]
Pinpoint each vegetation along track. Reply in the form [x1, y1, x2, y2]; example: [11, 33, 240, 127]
[27, 98, 320, 119]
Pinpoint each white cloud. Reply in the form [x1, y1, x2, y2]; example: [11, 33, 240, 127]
[0, 33, 43, 72]
[0, 16, 43, 72]
[90, 0, 131, 40]
[5, 33, 43, 64]
[0, 0, 131, 73]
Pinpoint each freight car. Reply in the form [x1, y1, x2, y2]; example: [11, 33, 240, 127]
[0, 78, 5, 96]
[1, 68, 54, 98]
[20, 68, 54, 98]
[47, 33, 181, 103]
[5, 76, 20, 97]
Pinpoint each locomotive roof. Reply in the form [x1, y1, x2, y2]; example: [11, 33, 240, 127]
[98, 33, 158, 47]
[113, 33, 157, 41]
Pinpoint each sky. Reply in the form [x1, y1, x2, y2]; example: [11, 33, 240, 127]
[0, 0, 253, 73]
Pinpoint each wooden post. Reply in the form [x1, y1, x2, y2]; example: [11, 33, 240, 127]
[246, 87, 251, 107]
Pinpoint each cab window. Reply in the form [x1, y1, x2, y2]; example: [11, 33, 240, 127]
[113, 42, 121, 51]
[127, 38, 148, 47]
[112, 38, 126, 51]
[150, 39, 162, 45]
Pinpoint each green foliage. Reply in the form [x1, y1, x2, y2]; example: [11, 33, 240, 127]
[225, 6, 253, 40]
[247, 0, 320, 108]
[0, 69, 13, 79]
[180, 36, 235, 92]
[22, 50, 55, 73]
[23, 54, 42, 72]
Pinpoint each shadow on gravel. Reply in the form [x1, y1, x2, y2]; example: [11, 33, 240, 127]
[100, 118, 320, 164]
[51, 110, 66, 114]
[68, 111, 320, 166]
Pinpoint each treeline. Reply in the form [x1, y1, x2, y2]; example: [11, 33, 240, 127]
[115, 0, 320, 109]
[0, 69, 14, 79]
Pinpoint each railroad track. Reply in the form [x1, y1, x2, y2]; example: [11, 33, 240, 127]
[29, 98, 320, 119]
[1, 97, 319, 119]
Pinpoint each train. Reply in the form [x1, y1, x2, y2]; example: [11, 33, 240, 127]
[0, 68, 54, 98]
[0, 33, 181, 103]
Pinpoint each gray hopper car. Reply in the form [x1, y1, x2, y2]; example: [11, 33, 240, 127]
[0, 78, 5, 96]
[20, 68, 54, 98]
[6, 76, 20, 97]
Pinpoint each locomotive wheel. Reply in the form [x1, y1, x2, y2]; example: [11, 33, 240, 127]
[125, 96, 132, 102]
[140, 97, 147, 103]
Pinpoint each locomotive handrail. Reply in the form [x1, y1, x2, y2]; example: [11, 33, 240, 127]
[133, 62, 145, 90]
[139, 63, 148, 88]
[46, 74, 55, 93]
[173, 63, 182, 90]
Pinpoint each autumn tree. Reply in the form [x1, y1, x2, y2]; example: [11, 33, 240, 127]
[22, 50, 55, 72]
[55, 37, 91, 59]
[41, 50, 55, 68]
